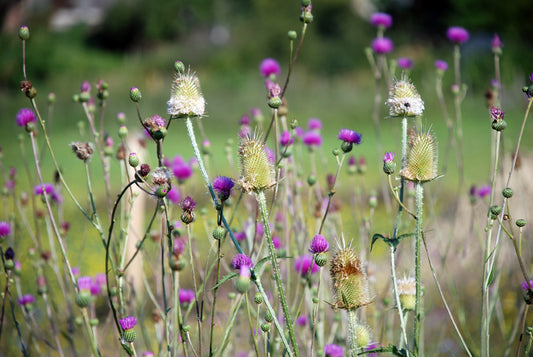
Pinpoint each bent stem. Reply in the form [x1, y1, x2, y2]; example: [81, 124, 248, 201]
[255, 190, 299, 357]
[390, 246, 409, 351]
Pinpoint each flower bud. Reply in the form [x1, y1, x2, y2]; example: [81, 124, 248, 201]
[118, 125, 128, 139]
[79, 92, 91, 103]
[288, 30, 297, 40]
[212, 226, 225, 240]
[502, 187, 513, 198]
[76, 291, 91, 308]
[174, 60, 185, 73]
[314, 252, 328, 267]
[128, 153, 139, 167]
[490, 205, 502, 216]
[19, 26, 30, 40]
[268, 96, 282, 109]
[264, 309, 274, 322]
[254, 293, 263, 305]
[261, 323, 271, 332]
[516, 219, 526, 227]
[307, 174, 316, 186]
[129, 87, 142, 102]
[491, 119, 507, 131]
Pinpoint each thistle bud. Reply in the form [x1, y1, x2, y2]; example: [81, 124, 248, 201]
[502, 187, 513, 198]
[128, 153, 139, 167]
[18, 26, 30, 41]
[261, 323, 271, 332]
[212, 226, 225, 240]
[329, 248, 371, 310]
[254, 293, 263, 304]
[288, 30, 297, 40]
[174, 60, 185, 73]
[516, 219, 526, 228]
[129, 87, 142, 102]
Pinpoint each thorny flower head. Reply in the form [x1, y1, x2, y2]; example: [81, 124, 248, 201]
[490, 106, 504, 120]
[167, 69, 205, 118]
[308, 118, 322, 130]
[238, 134, 276, 193]
[302, 131, 322, 147]
[18, 294, 35, 306]
[70, 142, 94, 162]
[435, 60, 448, 72]
[370, 12, 392, 28]
[179, 289, 195, 305]
[400, 129, 438, 183]
[180, 196, 196, 213]
[386, 75, 425, 117]
[337, 129, 362, 145]
[213, 176, 234, 201]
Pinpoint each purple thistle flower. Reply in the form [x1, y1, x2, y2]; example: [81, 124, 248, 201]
[213, 176, 234, 201]
[348, 156, 356, 166]
[179, 289, 195, 304]
[397, 57, 413, 70]
[383, 152, 395, 163]
[265, 146, 275, 163]
[239, 265, 251, 279]
[151, 115, 166, 128]
[447, 26, 469, 44]
[235, 231, 246, 241]
[0, 222, 11, 237]
[280, 131, 294, 146]
[72, 267, 80, 276]
[95, 273, 106, 286]
[294, 127, 304, 138]
[370, 12, 392, 28]
[303, 131, 322, 147]
[16, 108, 37, 127]
[80, 80, 91, 93]
[522, 280, 533, 290]
[269, 82, 281, 98]
[119, 316, 137, 330]
[338, 129, 362, 144]
[324, 343, 344, 357]
[33, 183, 54, 195]
[172, 156, 193, 182]
[180, 196, 196, 213]
[294, 255, 319, 276]
[435, 60, 448, 71]
[476, 185, 491, 199]
[260, 58, 281, 77]
[232, 253, 253, 270]
[309, 234, 329, 254]
[77, 276, 93, 291]
[366, 341, 380, 356]
[90, 282, 102, 296]
[166, 187, 181, 204]
[240, 114, 250, 126]
[492, 34, 503, 50]
[308, 118, 322, 130]
[371, 37, 393, 54]
[18, 294, 35, 306]
[296, 315, 307, 326]
[173, 237, 186, 256]
[250, 107, 262, 117]
[490, 107, 504, 120]
[272, 235, 282, 249]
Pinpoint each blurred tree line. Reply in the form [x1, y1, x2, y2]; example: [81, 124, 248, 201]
[1, 0, 532, 87]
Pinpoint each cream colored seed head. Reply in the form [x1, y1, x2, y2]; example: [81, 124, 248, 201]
[386, 76, 425, 117]
[238, 136, 276, 193]
[167, 71, 205, 118]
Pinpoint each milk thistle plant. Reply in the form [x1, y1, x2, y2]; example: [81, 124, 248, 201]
[4, 3, 533, 357]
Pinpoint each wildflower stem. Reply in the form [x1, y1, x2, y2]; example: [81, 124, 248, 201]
[347, 308, 359, 357]
[245, 293, 261, 356]
[256, 190, 299, 357]
[414, 182, 424, 356]
[185, 223, 203, 356]
[280, 23, 307, 99]
[318, 154, 345, 234]
[184, 117, 244, 254]
[209, 239, 223, 356]
[387, 175, 416, 219]
[390, 246, 409, 351]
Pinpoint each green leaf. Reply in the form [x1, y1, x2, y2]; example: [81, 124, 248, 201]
[212, 272, 238, 290]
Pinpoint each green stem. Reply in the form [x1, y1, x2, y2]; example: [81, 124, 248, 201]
[209, 239, 222, 356]
[347, 309, 359, 357]
[414, 182, 424, 356]
[186, 223, 202, 356]
[255, 190, 298, 357]
[390, 246, 409, 351]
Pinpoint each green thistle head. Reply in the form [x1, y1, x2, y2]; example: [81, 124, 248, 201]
[167, 70, 205, 118]
[329, 247, 371, 311]
[400, 129, 438, 183]
[386, 75, 425, 117]
[238, 135, 276, 193]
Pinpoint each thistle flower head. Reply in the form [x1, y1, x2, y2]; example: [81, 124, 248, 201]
[303, 131, 322, 147]
[400, 129, 438, 183]
[329, 247, 371, 310]
[18, 294, 35, 306]
[397, 57, 413, 70]
[324, 343, 344, 357]
[309, 234, 329, 254]
[119, 316, 137, 330]
[435, 60, 448, 72]
[370, 12, 392, 28]
[397, 276, 416, 310]
[371, 37, 393, 54]
[77, 276, 93, 291]
[0, 222, 11, 237]
[16, 108, 37, 127]
[70, 142, 94, 162]
[179, 289, 195, 304]
[337, 129, 362, 145]
[386, 76, 425, 117]
[260, 58, 281, 77]
[232, 253, 253, 270]
[213, 176, 234, 201]
[294, 255, 319, 276]
[238, 135, 276, 193]
[447, 26, 469, 44]
[308, 118, 322, 130]
[33, 183, 54, 195]
[167, 69, 205, 118]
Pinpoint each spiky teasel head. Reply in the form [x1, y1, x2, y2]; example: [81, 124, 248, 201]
[329, 247, 371, 311]
[386, 75, 425, 117]
[167, 69, 205, 118]
[397, 276, 417, 311]
[238, 134, 276, 193]
[400, 129, 438, 183]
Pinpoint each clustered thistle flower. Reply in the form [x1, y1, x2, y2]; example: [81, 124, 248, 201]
[238, 135, 276, 193]
[213, 176, 234, 201]
[370, 12, 392, 29]
[490, 106, 507, 131]
[386, 76, 425, 117]
[400, 129, 438, 183]
[179, 289, 195, 305]
[337, 129, 362, 153]
[382, 152, 395, 175]
[329, 247, 371, 310]
[371, 37, 393, 54]
[180, 196, 196, 224]
[259, 58, 281, 78]
[447, 26, 469, 44]
[397, 57, 413, 70]
[0, 221, 11, 238]
[167, 69, 205, 118]
[16, 108, 37, 127]
[149, 167, 172, 198]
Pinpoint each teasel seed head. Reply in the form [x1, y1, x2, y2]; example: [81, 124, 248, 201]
[329, 247, 371, 311]
[400, 129, 438, 183]
[386, 75, 425, 117]
[237, 135, 276, 193]
[397, 276, 416, 311]
[167, 69, 205, 118]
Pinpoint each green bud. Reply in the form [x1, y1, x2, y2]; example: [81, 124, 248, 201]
[490, 205, 502, 216]
[76, 291, 91, 308]
[312, 297, 319, 304]
[300, 12, 314, 23]
[97, 89, 109, 100]
[48, 92, 56, 104]
[212, 226, 225, 240]
[174, 60, 185, 73]
[18, 26, 30, 40]
[314, 252, 328, 267]
[307, 174, 316, 186]
[368, 194, 378, 208]
[502, 187, 513, 198]
[340, 142, 352, 153]
[122, 329, 136, 343]
[129, 87, 142, 102]
[75, 317, 83, 326]
[332, 148, 341, 156]
[228, 292, 236, 300]
[4, 260, 14, 270]
[301, 0, 311, 6]
[235, 275, 250, 293]
[383, 161, 395, 175]
[155, 186, 168, 198]
[183, 325, 191, 332]
[90, 318, 99, 326]
[26, 87, 37, 99]
[491, 119, 507, 131]
[79, 92, 91, 102]
[264, 309, 274, 322]
[128, 153, 139, 167]
[254, 292, 263, 304]
[181, 211, 194, 224]
[288, 30, 297, 40]
[118, 125, 128, 139]
[261, 323, 271, 332]
[72, 94, 80, 103]
[268, 96, 282, 109]
[516, 219, 527, 227]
